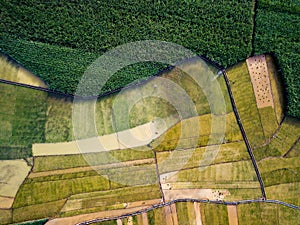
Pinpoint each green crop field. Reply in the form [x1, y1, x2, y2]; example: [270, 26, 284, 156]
[254, 117, 300, 160]
[226, 62, 266, 147]
[254, 0, 300, 118]
[0, 82, 47, 159]
[201, 203, 229, 225]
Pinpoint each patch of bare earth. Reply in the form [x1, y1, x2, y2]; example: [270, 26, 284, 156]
[193, 202, 203, 225]
[0, 196, 14, 209]
[246, 55, 274, 109]
[227, 205, 239, 225]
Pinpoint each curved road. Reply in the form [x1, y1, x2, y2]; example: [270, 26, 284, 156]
[76, 198, 300, 225]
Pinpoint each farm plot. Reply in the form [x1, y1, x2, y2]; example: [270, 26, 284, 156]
[160, 160, 260, 200]
[201, 203, 229, 225]
[33, 147, 153, 172]
[265, 55, 285, 123]
[152, 112, 242, 152]
[226, 62, 265, 147]
[238, 202, 300, 225]
[0, 82, 47, 159]
[157, 142, 249, 174]
[61, 185, 161, 217]
[253, 117, 300, 160]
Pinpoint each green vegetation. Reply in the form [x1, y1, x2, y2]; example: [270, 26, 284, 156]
[153, 112, 242, 152]
[13, 200, 64, 223]
[61, 185, 161, 217]
[254, 117, 300, 160]
[265, 55, 285, 123]
[157, 142, 249, 174]
[14, 175, 110, 207]
[0, 0, 255, 94]
[176, 202, 189, 225]
[0, 210, 11, 225]
[0, 83, 47, 159]
[201, 203, 229, 225]
[238, 202, 300, 225]
[254, 0, 300, 117]
[33, 147, 153, 172]
[226, 62, 265, 147]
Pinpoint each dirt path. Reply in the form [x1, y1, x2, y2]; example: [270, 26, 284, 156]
[227, 205, 239, 225]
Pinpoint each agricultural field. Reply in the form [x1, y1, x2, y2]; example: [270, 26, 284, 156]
[0, 82, 47, 159]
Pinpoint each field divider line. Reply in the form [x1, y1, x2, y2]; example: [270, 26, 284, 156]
[153, 151, 165, 203]
[282, 136, 300, 158]
[222, 69, 266, 200]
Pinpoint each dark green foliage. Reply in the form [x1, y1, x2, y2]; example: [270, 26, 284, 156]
[0, 0, 254, 94]
[254, 2, 300, 117]
[0, 146, 31, 159]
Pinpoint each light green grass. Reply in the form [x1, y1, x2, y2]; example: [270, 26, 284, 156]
[170, 160, 258, 183]
[45, 94, 73, 142]
[12, 200, 65, 223]
[265, 55, 285, 123]
[0, 83, 47, 159]
[61, 185, 160, 217]
[258, 106, 278, 139]
[286, 139, 300, 157]
[176, 202, 190, 225]
[254, 117, 300, 160]
[238, 202, 300, 225]
[201, 203, 229, 225]
[33, 147, 153, 172]
[265, 183, 300, 206]
[153, 112, 242, 152]
[153, 207, 167, 225]
[237, 203, 262, 225]
[224, 188, 261, 201]
[157, 142, 249, 174]
[226, 62, 265, 147]
[14, 175, 110, 207]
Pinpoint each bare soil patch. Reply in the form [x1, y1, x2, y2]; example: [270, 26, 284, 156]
[246, 55, 274, 108]
[227, 205, 239, 225]
[0, 196, 14, 209]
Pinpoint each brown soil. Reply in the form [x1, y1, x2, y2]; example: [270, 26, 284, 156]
[227, 205, 239, 225]
[246, 55, 274, 109]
